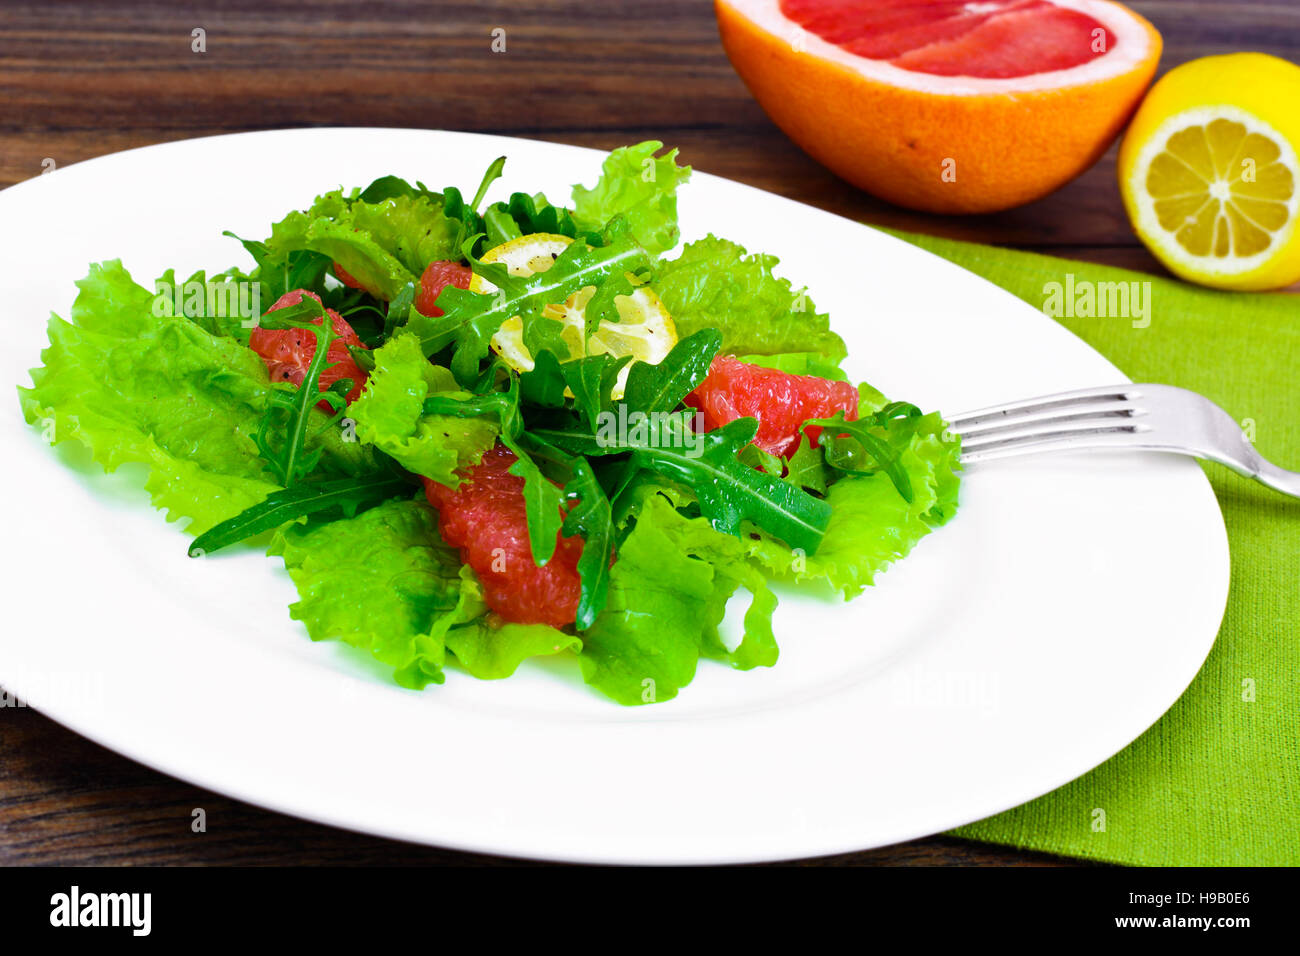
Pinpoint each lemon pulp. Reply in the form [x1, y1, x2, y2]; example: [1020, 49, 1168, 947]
[472, 233, 677, 398]
[1146, 117, 1295, 259]
[1118, 53, 1300, 290]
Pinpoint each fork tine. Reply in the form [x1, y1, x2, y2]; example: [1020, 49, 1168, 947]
[959, 422, 1149, 460]
[947, 385, 1141, 429]
[950, 382, 1300, 499]
[950, 385, 1147, 455]
[954, 400, 1140, 438]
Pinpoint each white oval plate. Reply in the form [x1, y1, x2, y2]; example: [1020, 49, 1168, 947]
[0, 129, 1229, 864]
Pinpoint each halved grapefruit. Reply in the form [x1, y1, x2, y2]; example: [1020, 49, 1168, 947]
[715, 0, 1162, 213]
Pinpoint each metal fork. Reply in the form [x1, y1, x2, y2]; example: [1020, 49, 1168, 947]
[948, 384, 1300, 498]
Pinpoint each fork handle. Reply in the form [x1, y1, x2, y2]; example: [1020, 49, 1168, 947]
[1254, 458, 1300, 497]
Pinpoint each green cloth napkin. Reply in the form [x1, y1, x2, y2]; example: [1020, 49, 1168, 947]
[882, 229, 1299, 866]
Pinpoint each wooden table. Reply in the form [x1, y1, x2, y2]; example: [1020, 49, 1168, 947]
[1, 0, 1294, 866]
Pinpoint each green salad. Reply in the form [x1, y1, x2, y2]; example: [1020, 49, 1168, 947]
[17, 141, 960, 705]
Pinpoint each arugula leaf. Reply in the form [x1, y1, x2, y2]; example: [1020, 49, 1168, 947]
[571, 140, 691, 255]
[382, 280, 417, 341]
[738, 442, 784, 475]
[422, 377, 565, 566]
[223, 231, 332, 305]
[518, 435, 615, 630]
[484, 191, 587, 246]
[560, 457, 615, 630]
[483, 205, 524, 247]
[655, 235, 847, 363]
[620, 328, 721, 414]
[440, 156, 506, 255]
[327, 285, 388, 344]
[577, 265, 641, 340]
[805, 403, 926, 503]
[744, 410, 961, 598]
[251, 298, 350, 487]
[511, 453, 565, 567]
[534, 414, 832, 554]
[188, 472, 413, 556]
[469, 156, 507, 211]
[412, 227, 654, 384]
[518, 349, 568, 407]
[561, 353, 630, 431]
[356, 174, 428, 204]
[782, 439, 829, 495]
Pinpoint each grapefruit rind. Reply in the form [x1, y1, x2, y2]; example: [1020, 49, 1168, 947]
[715, 0, 1162, 213]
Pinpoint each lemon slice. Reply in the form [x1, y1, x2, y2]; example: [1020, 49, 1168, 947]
[473, 233, 677, 397]
[1119, 53, 1300, 290]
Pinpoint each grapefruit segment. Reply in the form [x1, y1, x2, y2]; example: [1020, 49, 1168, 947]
[248, 289, 369, 408]
[421, 445, 585, 629]
[686, 354, 860, 459]
[716, 0, 1162, 213]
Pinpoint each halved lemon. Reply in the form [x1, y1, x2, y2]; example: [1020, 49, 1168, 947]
[473, 233, 677, 397]
[1119, 53, 1300, 291]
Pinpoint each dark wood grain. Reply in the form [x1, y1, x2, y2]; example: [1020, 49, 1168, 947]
[1, 0, 1295, 866]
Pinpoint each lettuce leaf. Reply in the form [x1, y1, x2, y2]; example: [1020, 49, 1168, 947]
[745, 410, 961, 598]
[263, 189, 461, 300]
[270, 497, 458, 688]
[578, 493, 779, 705]
[18, 260, 375, 535]
[18, 261, 284, 534]
[738, 350, 848, 381]
[348, 332, 498, 485]
[153, 267, 258, 344]
[343, 193, 462, 275]
[272, 500, 580, 687]
[571, 141, 691, 255]
[654, 236, 847, 363]
[436, 566, 582, 679]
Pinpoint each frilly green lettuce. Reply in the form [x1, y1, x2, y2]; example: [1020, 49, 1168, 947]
[571, 141, 691, 255]
[273, 500, 580, 686]
[578, 492, 779, 705]
[264, 189, 461, 300]
[436, 566, 582, 680]
[18, 260, 375, 536]
[745, 410, 961, 598]
[20, 261, 281, 534]
[270, 497, 456, 688]
[348, 332, 498, 486]
[654, 235, 848, 363]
